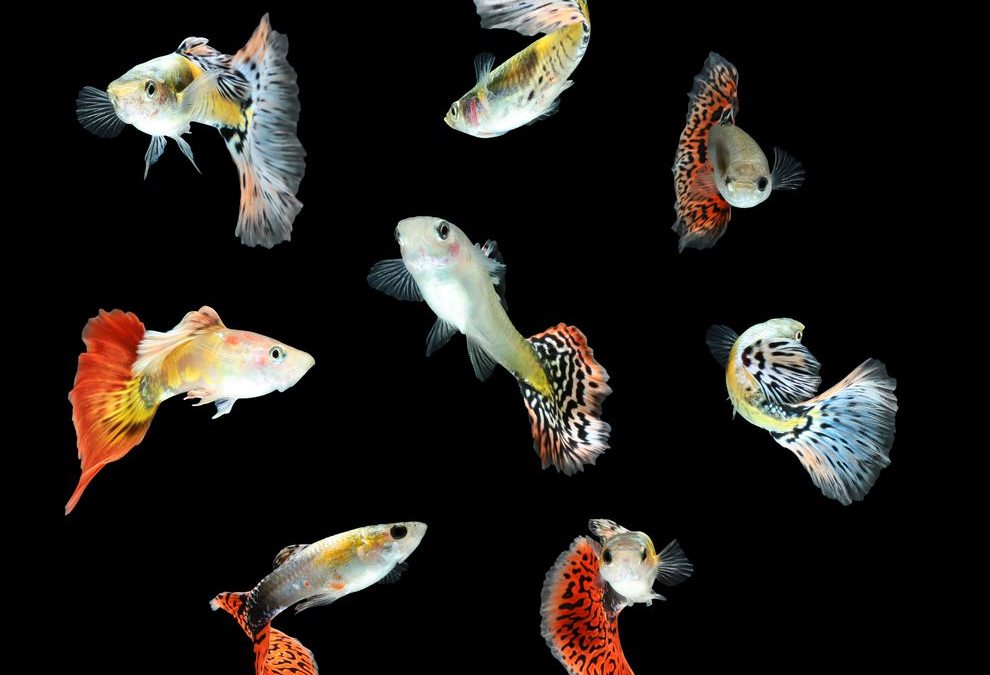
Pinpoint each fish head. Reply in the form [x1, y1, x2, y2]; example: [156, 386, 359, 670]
[224, 331, 315, 395]
[758, 318, 806, 342]
[395, 217, 471, 277]
[367, 522, 428, 565]
[445, 92, 489, 136]
[106, 55, 188, 133]
[720, 159, 772, 208]
[598, 531, 658, 593]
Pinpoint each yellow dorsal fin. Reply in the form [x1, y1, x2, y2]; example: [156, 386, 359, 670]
[132, 306, 224, 375]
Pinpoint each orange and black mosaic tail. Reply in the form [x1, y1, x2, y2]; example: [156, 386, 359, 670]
[520, 324, 612, 475]
[672, 52, 739, 251]
[211, 590, 318, 675]
[540, 536, 633, 674]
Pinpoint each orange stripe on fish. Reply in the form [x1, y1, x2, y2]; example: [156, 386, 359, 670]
[211, 591, 285, 675]
[672, 52, 739, 251]
[66, 310, 158, 514]
[541, 537, 632, 675]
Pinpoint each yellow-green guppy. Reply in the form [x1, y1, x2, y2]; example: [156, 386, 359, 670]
[76, 14, 305, 247]
[707, 319, 898, 504]
[446, 0, 591, 137]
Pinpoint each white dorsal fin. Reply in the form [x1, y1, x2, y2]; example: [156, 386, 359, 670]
[272, 543, 309, 569]
[588, 519, 629, 542]
[133, 307, 225, 375]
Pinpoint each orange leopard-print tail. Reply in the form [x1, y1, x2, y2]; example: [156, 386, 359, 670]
[540, 537, 632, 675]
[211, 591, 318, 675]
[672, 52, 739, 251]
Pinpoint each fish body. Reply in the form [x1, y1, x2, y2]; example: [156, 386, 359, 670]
[672, 52, 804, 250]
[369, 217, 611, 475]
[588, 519, 692, 608]
[212, 522, 427, 675]
[76, 14, 305, 247]
[65, 307, 314, 514]
[707, 319, 898, 504]
[445, 0, 591, 137]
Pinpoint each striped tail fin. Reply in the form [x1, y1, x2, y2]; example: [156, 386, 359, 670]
[66, 310, 158, 514]
[519, 324, 612, 475]
[474, 0, 590, 35]
[211, 591, 312, 675]
[541, 536, 633, 675]
[672, 52, 739, 251]
[772, 359, 898, 504]
[226, 14, 305, 248]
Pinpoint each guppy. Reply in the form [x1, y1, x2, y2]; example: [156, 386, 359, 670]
[445, 0, 591, 137]
[212, 522, 427, 675]
[672, 52, 804, 251]
[541, 521, 691, 675]
[76, 14, 305, 248]
[707, 318, 898, 504]
[368, 216, 611, 475]
[65, 307, 314, 514]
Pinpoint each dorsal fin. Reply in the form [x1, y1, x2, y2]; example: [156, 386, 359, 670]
[474, 52, 496, 86]
[273, 544, 308, 569]
[588, 518, 629, 542]
[741, 337, 821, 406]
[176, 36, 231, 71]
[478, 240, 507, 310]
[133, 306, 225, 374]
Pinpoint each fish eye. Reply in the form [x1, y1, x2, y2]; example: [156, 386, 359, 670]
[390, 525, 408, 540]
[437, 221, 450, 240]
[758, 177, 769, 191]
[640, 548, 648, 562]
[602, 549, 612, 564]
[795, 331, 803, 341]
[269, 346, 285, 361]
[450, 104, 458, 118]
[145, 80, 156, 98]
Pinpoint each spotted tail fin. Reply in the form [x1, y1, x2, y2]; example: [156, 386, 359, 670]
[772, 359, 898, 504]
[225, 14, 305, 248]
[519, 324, 611, 475]
[541, 536, 633, 675]
[66, 310, 158, 514]
[211, 591, 304, 675]
[672, 52, 739, 251]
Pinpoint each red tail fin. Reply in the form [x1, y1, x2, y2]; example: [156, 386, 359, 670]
[267, 629, 318, 675]
[541, 537, 633, 674]
[212, 592, 312, 675]
[520, 324, 612, 475]
[66, 310, 157, 514]
[672, 52, 738, 251]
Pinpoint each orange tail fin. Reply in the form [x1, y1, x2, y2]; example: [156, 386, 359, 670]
[212, 592, 316, 675]
[520, 324, 612, 475]
[540, 537, 632, 674]
[672, 52, 738, 251]
[66, 310, 158, 514]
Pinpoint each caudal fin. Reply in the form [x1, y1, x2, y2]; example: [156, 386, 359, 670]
[519, 324, 611, 475]
[475, 0, 590, 36]
[226, 14, 305, 248]
[212, 591, 309, 675]
[772, 359, 898, 505]
[541, 536, 633, 675]
[66, 310, 158, 514]
[672, 52, 739, 251]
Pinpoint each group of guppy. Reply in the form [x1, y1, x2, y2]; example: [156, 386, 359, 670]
[69, 3, 898, 674]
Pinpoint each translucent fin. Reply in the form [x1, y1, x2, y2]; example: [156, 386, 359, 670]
[771, 147, 805, 191]
[426, 318, 457, 357]
[705, 325, 739, 369]
[76, 86, 126, 138]
[655, 539, 693, 586]
[588, 518, 629, 542]
[466, 336, 497, 381]
[144, 135, 166, 179]
[475, 0, 591, 36]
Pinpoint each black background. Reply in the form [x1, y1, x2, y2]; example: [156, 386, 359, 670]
[49, 4, 940, 673]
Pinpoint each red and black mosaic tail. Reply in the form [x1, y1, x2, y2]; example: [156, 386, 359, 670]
[211, 591, 318, 675]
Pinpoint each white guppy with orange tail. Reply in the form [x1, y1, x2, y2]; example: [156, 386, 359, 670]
[76, 14, 305, 247]
[707, 318, 898, 504]
[65, 306, 314, 514]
